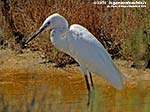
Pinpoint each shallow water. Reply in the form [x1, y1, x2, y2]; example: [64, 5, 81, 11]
[0, 67, 150, 112]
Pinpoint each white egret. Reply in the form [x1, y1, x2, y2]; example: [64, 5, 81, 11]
[25, 13, 123, 102]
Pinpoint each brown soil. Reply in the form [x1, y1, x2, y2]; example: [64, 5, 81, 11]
[0, 48, 150, 87]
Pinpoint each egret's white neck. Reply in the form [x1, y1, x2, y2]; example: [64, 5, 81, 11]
[51, 26, 68, 39]
[50, 24, 69, 53]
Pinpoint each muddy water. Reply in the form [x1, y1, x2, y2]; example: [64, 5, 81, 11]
[0, 67, 150, 112]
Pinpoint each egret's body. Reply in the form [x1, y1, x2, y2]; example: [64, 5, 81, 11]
[26, 13, 123, 100]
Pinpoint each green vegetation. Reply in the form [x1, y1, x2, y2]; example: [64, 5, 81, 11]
[121, 6, 150, 67]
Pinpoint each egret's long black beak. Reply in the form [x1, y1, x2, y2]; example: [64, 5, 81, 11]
[25, 26, 45, 44]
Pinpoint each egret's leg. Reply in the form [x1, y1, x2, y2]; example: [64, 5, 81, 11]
[80, 65, 91, 105]
[80, 65, 90, 92]
[84, 74, 90, 105]
[89, 72, 94, 89]
[84, 75, 90, 92]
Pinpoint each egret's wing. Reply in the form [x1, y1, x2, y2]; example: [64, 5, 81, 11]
[68, 24, 123, 90]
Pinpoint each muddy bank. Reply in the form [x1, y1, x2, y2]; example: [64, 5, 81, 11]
[0, 48, 150, 85]
[0, 48, 50, 71]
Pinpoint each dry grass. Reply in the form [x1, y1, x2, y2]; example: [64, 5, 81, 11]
[0, 0, 150, 66]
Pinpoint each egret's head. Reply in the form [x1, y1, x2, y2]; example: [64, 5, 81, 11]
[25, 13, 68, 44]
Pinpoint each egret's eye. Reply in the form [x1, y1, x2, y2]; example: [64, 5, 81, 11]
[47, 21, 50, 25]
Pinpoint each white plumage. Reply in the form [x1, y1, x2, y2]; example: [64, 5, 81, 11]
[68, 24, 123, 90]
[26, 13, 123, 91]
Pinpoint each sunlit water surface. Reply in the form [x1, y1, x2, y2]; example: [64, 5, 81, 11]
[0, 68, 150, 112]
